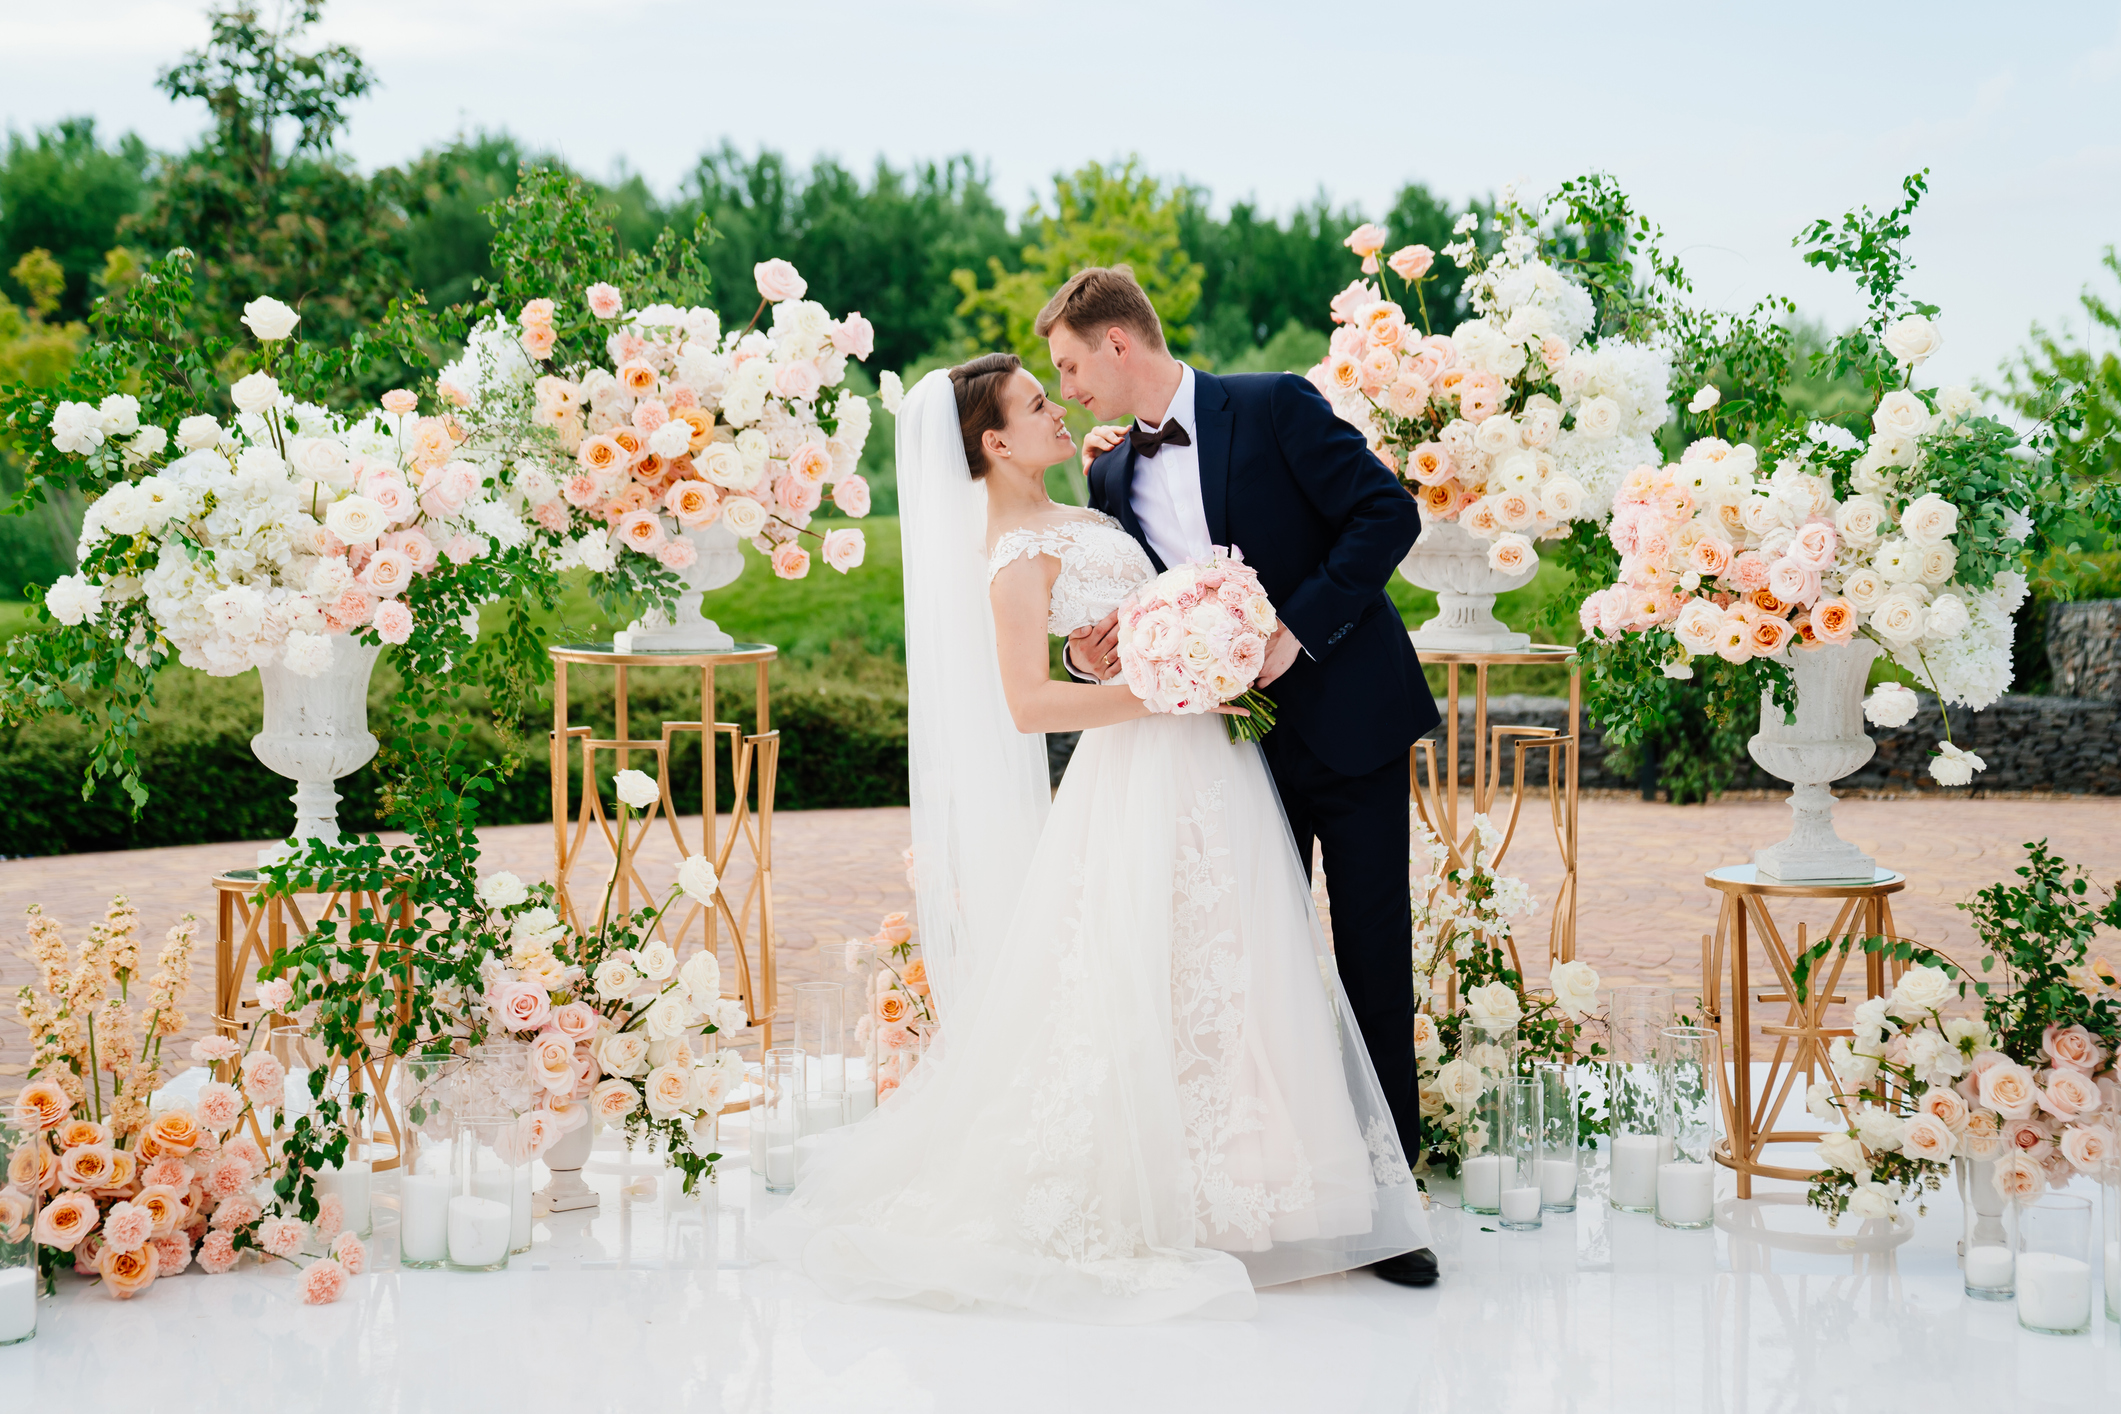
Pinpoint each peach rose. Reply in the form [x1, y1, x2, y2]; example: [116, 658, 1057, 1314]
[876, 912, 913, 945]
[135, 1184, 186, 1237]
[1979, 1061, 2039, 1120]
[1991, 1151, 2047, 1202]
[771, 543, 811, 580]
[2038, 1068, 2102, 1122]
[618, 361, 659, 397]
[1748, 614, 1794, 657]
[13, 1079, 70, 1132]
[901, 958, 930, 997]
[586, 282, 624, 319]
[8, 1138, 58, 1195]
[96, 1148, 135, 1197]
[98, 1240, 159, 1298]
[821, 528, 865, 575]
[788, 442, 832, 485]
[2043, 1023, 2106, 1074]
[146, 1107, 202, 1156]
[772, 472, 822, 516]
[591, 1078, 640, 1126]
[1343, 222, 1388, 272]
[1918, 1086, 1968, 1133]
[1811, 596, 1856, 644]
[1899, 1113, 1956, 1162]
[34, 1190, 99, 1250]
[1388, 244, 1434, 281]
[665, 479, 721, 528]
[0, 1186, 30, 1243]
[520, 323, 556, 360]
[876, 992, 911, 1025]
[55, 1119, 109, 1150]
[58, 1142, 117, 1191]
[614, 509, 669, 555]
[1962, 1108, 2003, 1159]
[380, 389, 418, 416]
[832, 475, 872, 518]
[577, 435, 626, 475]
[2060, 1122, 2113, 1173]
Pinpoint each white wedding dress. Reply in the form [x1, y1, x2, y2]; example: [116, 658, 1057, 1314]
[756, 494, 1432, 1324]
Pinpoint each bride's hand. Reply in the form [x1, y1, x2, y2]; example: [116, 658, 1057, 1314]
[1080, 424, 1128, 470]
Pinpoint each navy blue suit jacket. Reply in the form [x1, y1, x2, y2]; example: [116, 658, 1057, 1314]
[1088, 368, 1440, 776]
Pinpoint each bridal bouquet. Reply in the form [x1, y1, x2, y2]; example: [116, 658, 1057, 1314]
[1116, 548, 1280, 743]
[1798, 841, 2121, 1222]
[38, 297, 508, 676]
[443, 259, 875, 587]
[1309, 189, 1672, 572]
[7, 896, 362, 1303]
[468, 769, 744, 1192]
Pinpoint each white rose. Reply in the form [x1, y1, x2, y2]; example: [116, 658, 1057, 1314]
[1572, 395, 1620, 440]
[1881, 315, 1941, 366]
[44, 573, 104, 625]
[593, 957, 638, 1003]
[636, 940, 677, 982]
[1871, 390, 1931, 439]
[1433, 1057, 1483, 1111]
[879, 371, 905, 414]
[1834, 497, 1888, 546]
[290, 437, 350, 486]
[1815, 1130, 1867, 1175]
[1852, 1106, 1906, 1152]
[734, 428, 769, 470]
[1688, 385, 1721, 414]
[1846, 1181, 1894, 1220]
[508, 905, 564, 950]
[1898, 493, 1959, 547]
[712, 999, 748, 1034]
[49, 400, 105, 454]
[614, 768, 659, 810]
[230, 371, 282, 415]
[1899, 1113, 1956, 1162]
[241, 296, 302, 342]
[1831, 1037, 1880, 1087]
[476, 871, 530, 910]
[1411, 1012, 1444, 1062]
[643, 1062, 694, 1119]
[96, 394, 141, 436]
[1924, 592, 1970, 639]
[1539, 477, 1584, 522]
[1486, 533, 1535, 575]
[721, 496, 767, 538]
[676, 855, 720, 905]
[175, 414, 222, 451]
[598, 1031, 650, 1079]
[1937, 385, 1979, 419]
[1841, 568, 1889, 613]
[1862, 682, 1920, 729]
[645, 992, 692, 1041]
[1929, 742, 1985, 787]
[1869, 590, 1928, 645]
[1851, 997, 1890, 1046]
[1464, 981, 1522, 1029]
[648, 421, 693, 459]
[1547, 959, 1601, 1022]
[678, 949, 722, 1012]
[1888, 964, 1953, 1017]
[1915, 544, 1956, 586]
[324, 495, 387, 546]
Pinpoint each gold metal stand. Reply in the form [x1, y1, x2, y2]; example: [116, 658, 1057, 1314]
[549, 641, 780, 1049]
[211, 871, 415, 1170]
[1700, 864, 1907, 1198]
[1408, 645, 1581, 965]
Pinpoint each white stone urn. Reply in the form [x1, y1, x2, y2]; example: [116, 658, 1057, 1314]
[1748, 639, 1883, 883]
[538, 1113, 599, 1213]
[250, 634, 382, 866]
[629, 521, 747, 651]
[1398, 518, 1537, 653]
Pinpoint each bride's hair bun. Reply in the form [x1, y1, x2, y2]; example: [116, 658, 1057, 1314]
[949, 353, 1022, 478]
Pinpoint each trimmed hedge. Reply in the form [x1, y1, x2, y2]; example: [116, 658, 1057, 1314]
[0, 658, 908, 857]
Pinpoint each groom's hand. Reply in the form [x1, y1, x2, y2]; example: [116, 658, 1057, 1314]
[1255, 623, 1304, 688]
[1066, 611, 1123, 681]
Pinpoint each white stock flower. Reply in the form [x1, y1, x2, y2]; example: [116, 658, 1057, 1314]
[241, 296, 302, 341]
[230, 372, 282, 415]
[613, 768, 660, 810]
[675, 856, 719, 904]
[1929, 742, 1986, 787]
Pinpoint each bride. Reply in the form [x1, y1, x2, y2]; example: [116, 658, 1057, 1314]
[756, 355, 1431, 1322]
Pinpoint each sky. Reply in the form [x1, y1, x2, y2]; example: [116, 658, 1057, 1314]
[7, 0, 2120, 390]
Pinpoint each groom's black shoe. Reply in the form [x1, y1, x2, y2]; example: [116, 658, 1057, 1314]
[1368, 1249, 1439, 1288]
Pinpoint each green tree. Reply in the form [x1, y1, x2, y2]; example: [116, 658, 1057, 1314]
[0, 119, 152, 321]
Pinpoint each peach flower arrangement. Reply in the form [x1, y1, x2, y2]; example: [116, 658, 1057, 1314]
[845, 910, 937, 1102]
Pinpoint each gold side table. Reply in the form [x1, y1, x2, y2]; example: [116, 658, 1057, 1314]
[1700, 864, 1907, 1198]
[211, 871, 416, 1169]
[1408, 645, 1581, 967]
[549, 641, 780, 1051]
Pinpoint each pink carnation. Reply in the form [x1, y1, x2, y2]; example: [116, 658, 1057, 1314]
[211, 1191, 261, 1228]
[197, 1229, 240, 1274]
[298, 1257, 349, 1305]
[195, 1081, 242, 1132]
[657, 536, 698, 570]
[101, 1201, 154, 1255]
[259, 1215, 306, 1258]
[330, 1231, 367, 1275]
[585, 283, 624, 319]
[372, 599, 414, 646]
[533, 499, 571, 532]
[189, 1035, 241, 1064]
[313, 1192, 344, 1241]
[208, 1157, 256, 1203]
[830, 313, 875, 360]
[152, 1231, 193, 1276]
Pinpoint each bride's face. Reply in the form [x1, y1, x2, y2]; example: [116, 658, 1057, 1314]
[984, 371, 1077, 473]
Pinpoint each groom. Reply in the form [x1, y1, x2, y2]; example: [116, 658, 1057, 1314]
[1040, 267, 1443, 1289]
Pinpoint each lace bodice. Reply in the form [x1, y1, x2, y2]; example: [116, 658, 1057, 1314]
[987, 511, 1155, 635]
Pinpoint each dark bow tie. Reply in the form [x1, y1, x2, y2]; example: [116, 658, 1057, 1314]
[1128, 420, 1192, 458]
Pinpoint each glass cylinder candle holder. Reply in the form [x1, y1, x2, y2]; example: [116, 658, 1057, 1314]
[1498, 1076, 1543, 1231]
[822, 942, 879, 1118]
[1537, 1063, 1578, 1212]
[1655, 1026, 1719, 1231]
[2104, 1168, 2119, 1323]
[1961, 1156, 2014, 1300]
[1607, 986, 1675, 1213]
[0, 1117, 36, 1346]
[2014, 1194, 2094, 1335]
[1456, 1020, 1517, 1216]
[795, 981, 848, 1136]
[762, 1046, 803, 1194]
[398, 1125, 459, 1270]
[461, 1040, 537, 1117]
[446, 1112, 522, 1272]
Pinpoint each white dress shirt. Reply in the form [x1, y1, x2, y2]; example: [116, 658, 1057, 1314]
[1129, 363, 1214, 570]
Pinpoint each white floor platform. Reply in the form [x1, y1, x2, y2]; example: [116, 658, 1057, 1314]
[6, 1098, 2118, 1412]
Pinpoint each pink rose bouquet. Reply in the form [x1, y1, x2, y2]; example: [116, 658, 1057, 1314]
[1115, 548, 1281, 744]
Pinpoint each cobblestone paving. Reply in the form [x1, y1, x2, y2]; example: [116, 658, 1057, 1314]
[5, 795, 2116, 1077]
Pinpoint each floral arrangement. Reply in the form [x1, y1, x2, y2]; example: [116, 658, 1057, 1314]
[5, 897, 361, 1303]
[1409, 813, 1603, 1173]
[469, 768, 745, 1192]
[841, 910, 935, 1102]
[1309, 188, 1672, 574]
[445, 258, 875, 589]
[1799, 841, 2121, 1222]
[1115, 548, 1281, 743]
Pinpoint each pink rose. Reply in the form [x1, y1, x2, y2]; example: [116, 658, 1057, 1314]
[2043, 1023, 2106, 1074]
[197, 1230, 240, 1274]
[298, 1256, 349, 1305]
[518, 298, 555, 328]
[530, 1034, 576, 1093]
[443, 535, 482, 565]
[383, 528, 438, 573]
[585, 283, 624, 319]
[830, 313, 875, 360]
[549, 1002, 599, 1045]
[657, 536, 698, 570]
[2003, 1117, 2054, 1160]
[2060, 1122, 2113, 1174]
[492, 980, 552, 1033]
[372, 599, 414, 646]
[1979, 1061, 2040, 1120]
[773, 361, 823, 403]
[753, 259, 807, 303]
[1789, 520, 1839, 570]
[1388, 244, 1434, 281]
[1343, 222, 1388, 272]
[1328, 279, 1378, 326]
[418, 462, 476, 518]
[363, 476, 417, 525]
[2038, 1069, 2102, 1122]
[1766, 558, 1821, 607]
[771, 543, 811, 580]
[831, 474, 871, 518]
[361, 546, 415, 597]
[773, 472, 822, 516]
[821, 527, 865, 574]
[380, 389, 418, 417]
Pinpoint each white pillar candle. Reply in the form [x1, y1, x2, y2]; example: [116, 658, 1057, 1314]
[473, 1169, 532, 1252]
[399, 1173, 451, 1264]
[1500, 1187, 1543, 1224]
[319, 1161, 373, 1236]
[1540, 1158, 1577, 1206]
[447, 1194, 513, 1268]
[2015, 1252, 2092, 1332]
[765, 1144, 796, 1189]
[612, 630, 633, 654]
[0, 1267, 35, 1344]
[1461, 1154, 1513, 1211]
[1656, 1162, 1714, 1226]
[1609, 1133, 1668, 1210]
[799, 1097, 844, 1137]
[1965, 1243, 2013, 1289]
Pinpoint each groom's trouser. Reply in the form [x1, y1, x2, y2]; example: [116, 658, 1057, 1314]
[1260, 726, 1419, 1164]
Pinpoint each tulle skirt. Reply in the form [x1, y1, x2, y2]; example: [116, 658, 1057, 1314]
[755, 712, 1431, 1323]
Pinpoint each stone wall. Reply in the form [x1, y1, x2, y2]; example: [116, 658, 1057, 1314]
[2048, 600, 2121, 701]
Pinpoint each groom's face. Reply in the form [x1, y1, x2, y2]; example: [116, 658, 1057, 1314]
[1048, 324, 1130, 422]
